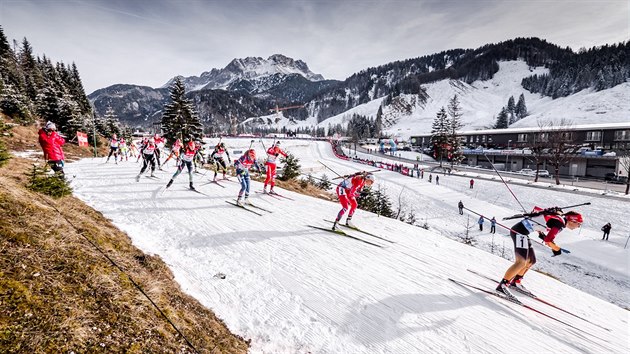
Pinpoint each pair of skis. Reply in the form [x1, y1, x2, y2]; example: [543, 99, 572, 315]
[225, 200, 272, 216]
[307, 220, 393, 248]
[451, 269, 609, 333]
[255, 190, 294, 201]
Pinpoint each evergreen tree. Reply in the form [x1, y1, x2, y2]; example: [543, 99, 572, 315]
[36, 86, 61, 126]
[317, 173, 331, 190]
[430, 107, 449, 166]
[279, 153, 301, 181]
[447, 95, 464, 165]
[160, 77, 203, 146]
[494, 107, 509, 129]
[18, 38, 42, 102]
[0, 82, 30, 121]
[515, 93, 528, 119]
[375, 105, 383, 138]
[507, 95, 516, 124]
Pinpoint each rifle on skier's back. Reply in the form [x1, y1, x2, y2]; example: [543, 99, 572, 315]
[502, 202, 591, 220]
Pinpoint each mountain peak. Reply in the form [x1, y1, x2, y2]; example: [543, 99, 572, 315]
[164, 54, 324, 92]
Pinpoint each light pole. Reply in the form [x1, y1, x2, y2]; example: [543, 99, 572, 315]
[506, 139, 512, 171]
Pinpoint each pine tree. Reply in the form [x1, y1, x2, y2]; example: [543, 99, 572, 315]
[495, 107, 509, 129]
[507, 95, 516, 124]
[430, 107, 449, 166]
[160, 77, 203, 146]
[279, 153, 301, 181]
[375, 105, 383, 138]
[447, 95, 464, 165]
[318, 173, 331, 190]
[515, 93, 528, 119]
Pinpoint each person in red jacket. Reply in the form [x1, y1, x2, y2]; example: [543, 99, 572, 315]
[38, 121, 66, 176]
[332, 172, 375, 230]
[263, 141, 287, 194]
[495, 207, 583, 301]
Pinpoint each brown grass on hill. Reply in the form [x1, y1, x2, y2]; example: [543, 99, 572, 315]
[0, 118, 248, 353]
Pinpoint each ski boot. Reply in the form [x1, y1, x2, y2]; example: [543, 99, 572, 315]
[135, 174, 141, 182]
[166, 179, 173, 188]
[263, 186, 268, 194]
[189, 182, 195, 190]
[243, 196, 250, 205]
[332, 220, 339, 231]
[495, 281, 520, 303]
[269, 188, 277, 195]
[510, 280, 534, 297]
[345, 216, 355, 228]
[236, 197, 244, 207]
[150, 172, 156, 178]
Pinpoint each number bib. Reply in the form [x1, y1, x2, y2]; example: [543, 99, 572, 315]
[515, 234, 529, 249]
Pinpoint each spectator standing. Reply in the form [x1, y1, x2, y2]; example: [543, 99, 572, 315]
[428, 174, 432, 183]
[435, 175, 440, 185]
[458, 200, 464, 215]
[478, 215, 484, 231]
[470, 179, 475, 189]
[601, 223, 612, 241]
[38, 121, 65, 176]
[490, 217, 496, 234]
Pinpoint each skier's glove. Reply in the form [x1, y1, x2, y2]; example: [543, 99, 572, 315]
[552, 249, 562, 257]
[538, 231, 546, 241]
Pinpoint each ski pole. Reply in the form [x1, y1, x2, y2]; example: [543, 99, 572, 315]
[462, 205, 571, 254]
[318, 160, 342, 178]
[483, 153, 527, 213]
[259, 138, 267, 151]
[248, 139, 255, 150]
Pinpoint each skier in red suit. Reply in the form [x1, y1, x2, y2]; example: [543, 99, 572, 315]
[332, 172, 375, 230]
[263, 141, 287, 194]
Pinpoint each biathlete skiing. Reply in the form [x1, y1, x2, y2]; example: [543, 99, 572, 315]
[162, 138, 182, 166]
[106, 134, 119, 164]
[263, 141, 287, 194]
[210, 142, 231, 181]
[166, 139, 199, 190]
[332, 171, 375, 231]
[496, 207, 583, 300]
[234, 149, 262, 206]
[135, 137, 158, 180]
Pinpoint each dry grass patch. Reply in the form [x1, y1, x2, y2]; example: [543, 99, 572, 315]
[0, 155, 249, 353]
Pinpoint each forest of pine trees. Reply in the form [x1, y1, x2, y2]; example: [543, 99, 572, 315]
[0, 26, 129, 142]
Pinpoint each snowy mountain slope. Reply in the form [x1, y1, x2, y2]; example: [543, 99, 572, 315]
[66, 139, 628, 353]
[163, 54, 325, 92]
[311, 61, 630, 139]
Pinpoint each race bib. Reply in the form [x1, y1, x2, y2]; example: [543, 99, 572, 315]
[515, 234, 529, 249]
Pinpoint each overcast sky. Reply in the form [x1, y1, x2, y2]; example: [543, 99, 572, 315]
[1, 0, 628, 94]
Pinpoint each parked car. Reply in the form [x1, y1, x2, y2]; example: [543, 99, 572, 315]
[518, 169, 550, 177]
[518, 168, 535, 176]
[605, 173, 628, 184]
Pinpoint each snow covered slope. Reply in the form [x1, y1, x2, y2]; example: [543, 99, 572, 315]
[67, 139, 629, 354]
[312, 61, 630, 139]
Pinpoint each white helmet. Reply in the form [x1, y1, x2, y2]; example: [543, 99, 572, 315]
[44, 121, 56, 131]
[364, 173, 375, 183]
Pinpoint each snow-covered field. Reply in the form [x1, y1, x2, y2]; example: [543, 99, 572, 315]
[67, 138, 629, 354]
